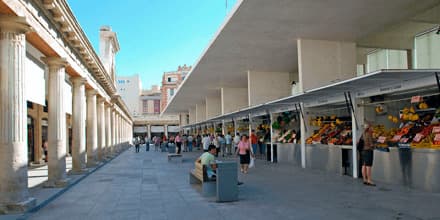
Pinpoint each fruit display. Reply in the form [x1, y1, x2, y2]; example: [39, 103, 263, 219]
[371, 99, 440, 149]
[272, 111, 300, 143]
[306, 116, 352, 145]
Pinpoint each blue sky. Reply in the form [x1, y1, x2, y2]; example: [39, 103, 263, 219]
[67, 0, 237, 89]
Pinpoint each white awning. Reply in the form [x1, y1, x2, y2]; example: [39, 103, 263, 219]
[182, 70, 440, 128]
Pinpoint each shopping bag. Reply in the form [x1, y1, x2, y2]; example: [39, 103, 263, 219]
[249, 157, 255, 168]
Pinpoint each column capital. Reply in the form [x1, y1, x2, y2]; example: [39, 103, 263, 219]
[71, 76, 87, 86]
[41, 57, 68, 68]
[97, 96, 106, 103]
[0, 15, 31, 33]
[86, 89, 97, 97]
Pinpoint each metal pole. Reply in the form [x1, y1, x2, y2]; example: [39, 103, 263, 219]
[351, 100, 359, 178]
[299, 102, 306, 168]
[270, 112, 274, 163]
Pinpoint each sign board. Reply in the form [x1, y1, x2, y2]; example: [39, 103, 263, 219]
[377, 136, 386, 144]
[150, 126, 164, 133]
[413, 133, 424, 143]
[411, 96, 423, 103]
[168, 125, 180, 133]
[133, 126, 147, 133]
[391, 135, 402, 142]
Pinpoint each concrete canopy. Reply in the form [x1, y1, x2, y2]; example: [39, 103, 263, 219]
[163, 0, 440, 114]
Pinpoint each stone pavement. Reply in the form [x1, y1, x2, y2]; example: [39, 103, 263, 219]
[5, 147, 440, 220]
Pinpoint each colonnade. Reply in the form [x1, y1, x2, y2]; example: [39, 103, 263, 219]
[0, 16, 133, 213]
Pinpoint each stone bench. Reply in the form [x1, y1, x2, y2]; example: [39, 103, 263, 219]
[189, 162, 216, 196]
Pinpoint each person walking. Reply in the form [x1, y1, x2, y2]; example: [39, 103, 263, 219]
[175, 134, 182, 154]
[250, 130, 258, 157]
[225, 132, 232, 155]
[134, 136, 140, 153]
[202, 134, 211, 152]
[360, 123, 376, 186]
[233, 132, 240, 154]
[145, 136, 151, 151]
[196, 134, 202, 150]
[182, 134, 188, 152]
[187, 134, 194, 152]
[218, 134, 226, 157]
[154, 136, 160, 151]
[236, 135, 253, 174]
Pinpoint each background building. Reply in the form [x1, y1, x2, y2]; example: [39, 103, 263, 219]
[116, 75, 142, 116]
[161, 64, 192, 110]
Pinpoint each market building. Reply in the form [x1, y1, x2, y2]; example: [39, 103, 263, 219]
[0, 0, 132, 213]
[163, 0, 440, 192]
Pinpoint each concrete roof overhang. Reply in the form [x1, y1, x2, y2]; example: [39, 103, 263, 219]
[163, 0, 440, 114]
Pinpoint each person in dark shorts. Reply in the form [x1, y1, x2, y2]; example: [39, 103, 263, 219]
[360, 123, 375, 186]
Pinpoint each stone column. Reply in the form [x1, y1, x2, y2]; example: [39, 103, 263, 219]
[147, 124, 151, 140]
[111, 109, 116, 154]
[0, 16, 36, 213]
[86, 90, 98, 167]
[97, 97, 105, 161]
[42, 56, 69, 188]
[69, 77, 87, 174]
[105, 104, 112, 158]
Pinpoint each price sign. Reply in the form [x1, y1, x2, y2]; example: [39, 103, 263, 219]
[400, 138, 409, 143]
[392, 135, 402, 142]
[413, 133, 424, 142]
[377, 136, 386, 143]
[435, 134, 440, 142]
[432, 126, 440, 134]
[411, 96, 423, 103]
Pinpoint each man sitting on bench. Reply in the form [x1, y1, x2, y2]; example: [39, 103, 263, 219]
[196, 144, 217, 180]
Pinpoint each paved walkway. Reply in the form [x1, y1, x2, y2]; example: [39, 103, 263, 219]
[7, 147, 440, 220]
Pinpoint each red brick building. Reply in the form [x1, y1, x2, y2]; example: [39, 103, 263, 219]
[161, 65, 192, 111]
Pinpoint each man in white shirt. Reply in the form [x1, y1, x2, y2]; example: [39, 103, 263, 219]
[233, 132, 241, 153]
[225, 132, 232, 155]
[202, 134, 211, 152]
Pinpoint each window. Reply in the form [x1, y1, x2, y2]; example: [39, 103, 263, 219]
[167, 77, 176, 83]
[170, 88, 175, 96]
[117, 80, 125, 84]
[142, 100, 148, 113]
[154, 100, 160, 113]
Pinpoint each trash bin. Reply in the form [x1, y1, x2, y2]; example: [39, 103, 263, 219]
[216, 161, 238, 202]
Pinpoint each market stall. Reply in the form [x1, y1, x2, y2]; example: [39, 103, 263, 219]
[363, 86, 440, 191]
[271, 110, 301, 165]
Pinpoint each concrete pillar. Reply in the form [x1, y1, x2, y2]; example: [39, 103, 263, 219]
[111, 109, 116, 155]
[97, 97, 105, 161]
[220, 87, 248, 115]
[0, 16, 36, 213]
[105, 104, 112, 158]
[164, 124, 168, 138]
[104, 105, 112, 157]
[69, 77, 87, 174]
[42, 56, 69, 187]
[247, 71, 290, 106]
[205, 95, 221, 119]
[297, 39, 356, 91]
[86, 90, 98, 167]
[189, 107, 196, 124]
[195, 102, 206, 123]
[147, 124, 151, 139]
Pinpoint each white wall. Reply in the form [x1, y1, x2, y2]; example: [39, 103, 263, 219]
[189, 107, 196, 124]
[298, 39, 356, 91]
[247, 71, 291, 106]
[221, 87, 248, 114]
[205, 96, 221, 119]
[196, 103, 206, 123]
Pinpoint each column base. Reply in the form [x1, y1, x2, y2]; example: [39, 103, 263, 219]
[43, 178, 70, 188]
[86, 161, 97, 168]
[67, 168, 88, 175]
[29, 160, 46, 167]
[0, 197, 37, 214]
